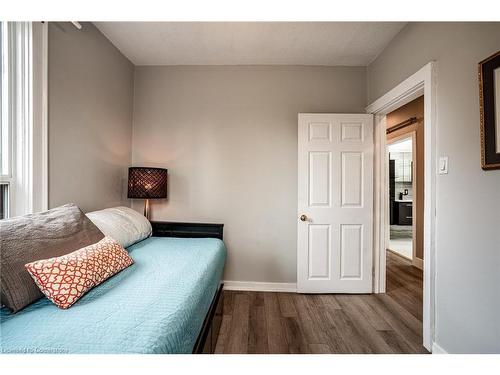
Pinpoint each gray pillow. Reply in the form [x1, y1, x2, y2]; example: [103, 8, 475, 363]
[0, 203, 104, 313]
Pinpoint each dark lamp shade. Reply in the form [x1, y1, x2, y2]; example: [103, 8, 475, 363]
[127, 167, 168, 199]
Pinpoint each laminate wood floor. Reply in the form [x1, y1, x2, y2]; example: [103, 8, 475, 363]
[215, 252, 428, 354]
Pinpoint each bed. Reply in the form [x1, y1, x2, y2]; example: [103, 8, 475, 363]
[0, 225, 226, 354]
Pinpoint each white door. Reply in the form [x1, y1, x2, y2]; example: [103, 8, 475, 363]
[297, 114, 373, 293]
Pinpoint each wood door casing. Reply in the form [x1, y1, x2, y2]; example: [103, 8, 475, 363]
[386, 96, 424, 261]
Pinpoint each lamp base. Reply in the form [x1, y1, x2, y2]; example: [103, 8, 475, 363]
[143, 199, 151, 221]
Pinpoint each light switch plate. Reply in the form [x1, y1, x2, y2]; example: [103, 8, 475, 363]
[438, 156, 449, 174]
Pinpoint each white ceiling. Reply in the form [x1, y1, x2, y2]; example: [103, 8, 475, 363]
[93, 22, 406, 66]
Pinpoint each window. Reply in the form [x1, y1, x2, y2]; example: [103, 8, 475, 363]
[0, 22, 10, 218]
[0, 22, 47, 219]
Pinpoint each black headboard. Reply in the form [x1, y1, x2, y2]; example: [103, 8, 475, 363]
[151, 221, 224, 240]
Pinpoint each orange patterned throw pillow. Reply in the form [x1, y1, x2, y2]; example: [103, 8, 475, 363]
[25, 237, 134, 309]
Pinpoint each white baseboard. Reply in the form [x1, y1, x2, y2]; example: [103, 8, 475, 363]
[223, 280, 297, 293]
[432, 342, 448, 354]
[412, 257, 424, 270]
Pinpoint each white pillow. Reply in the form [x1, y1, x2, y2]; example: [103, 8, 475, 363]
[86, 206, 152, 248]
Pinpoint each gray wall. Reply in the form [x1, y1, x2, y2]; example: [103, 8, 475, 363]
[132, 66, 367, 283]
[368, 22, 500, 353]
[48, 22, 134, 212]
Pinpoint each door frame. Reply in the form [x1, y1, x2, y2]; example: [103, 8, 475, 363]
[386, 132, 419, 266]
[366, 62, 436, 351]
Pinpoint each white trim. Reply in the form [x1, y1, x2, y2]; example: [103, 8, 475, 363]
[0, 23, 11, 180]
[366, 69, 426, 115]
[1, 22, 12, 218]
[366, 61, 437, 352]
[223, 281, 297, 293]
[372, 114, 387, 293]
[432, 342, 448, 354]
[9, 22, 33, 217]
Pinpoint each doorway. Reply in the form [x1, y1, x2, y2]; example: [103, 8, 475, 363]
[388, 135, 415, 261]
[385, 96, 424, 271]
[384, 96, 425, 325]
[367, 62, 436, 351]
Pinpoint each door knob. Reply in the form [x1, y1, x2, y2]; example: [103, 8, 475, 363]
[300, 214, 308, 221]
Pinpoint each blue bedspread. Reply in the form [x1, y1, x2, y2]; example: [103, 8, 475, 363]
[0, 237, 226, 354]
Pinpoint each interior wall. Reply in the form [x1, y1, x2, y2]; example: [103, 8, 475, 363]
[131, 65, 367, 284]
[48, 22, 134, 212]
[368, 22, 500, 353]
[387, 96, 424, 261]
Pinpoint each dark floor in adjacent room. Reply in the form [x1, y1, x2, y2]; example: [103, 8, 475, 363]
[215, 251, 427, 354]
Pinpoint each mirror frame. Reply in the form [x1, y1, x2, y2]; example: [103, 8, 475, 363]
[479, 50, 500, 170]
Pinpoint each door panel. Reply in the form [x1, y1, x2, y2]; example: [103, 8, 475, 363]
[308, 224, 331, 279]
[340, 224, 363, 279]
[298, 114, 373, 293]
[309, 151, 331, 206]
[341, 122, 364, 142]
[341, 151, 363, 207]
[309, 122, 331, 141]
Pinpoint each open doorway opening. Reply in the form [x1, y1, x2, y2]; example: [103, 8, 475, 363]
[368, 62, 436, 351]
[385, 96, 424, 321]
[388, 136, 414, 260]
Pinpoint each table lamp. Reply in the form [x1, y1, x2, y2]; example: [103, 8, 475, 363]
[127, 167, 168, 220]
